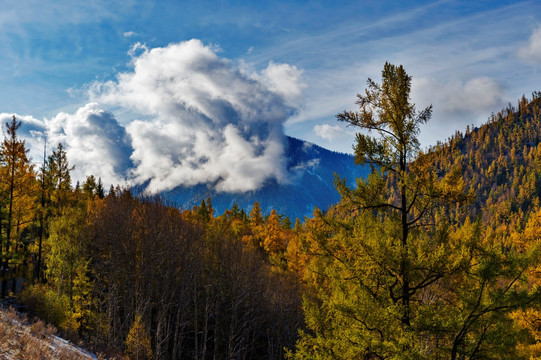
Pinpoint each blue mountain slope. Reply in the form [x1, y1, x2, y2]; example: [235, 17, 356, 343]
[159, 136, 369, 220]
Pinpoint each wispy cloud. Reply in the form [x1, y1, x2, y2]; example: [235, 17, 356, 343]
[314, 124, 350, 141]
[413, 76, 506, 117]
[518, 25, 541, 64]
[261, 1, 539, 148]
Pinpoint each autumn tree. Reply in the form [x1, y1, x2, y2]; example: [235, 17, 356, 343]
[34, 143, 47, 282]
[0, 116, 37, 295]
[82, 175, 97, 198]
[125, 315, 153, 360]
[335, 62, 440, 333]
[45, 143, 73, 211]
[263, 209, 286, 254]
[241, 201, 265, 249]
[290, 63, 540, 359]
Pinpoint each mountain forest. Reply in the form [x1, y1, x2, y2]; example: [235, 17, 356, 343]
[2, 63, 541, 359]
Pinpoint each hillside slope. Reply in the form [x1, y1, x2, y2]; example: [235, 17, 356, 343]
[0, 307, 97, 360]
[423, 93, 541, 228]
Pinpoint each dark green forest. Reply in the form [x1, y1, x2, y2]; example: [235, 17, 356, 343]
[2, 63, 541, 359]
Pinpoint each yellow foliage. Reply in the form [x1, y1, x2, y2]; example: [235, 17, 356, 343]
[125, 315, 153, 360]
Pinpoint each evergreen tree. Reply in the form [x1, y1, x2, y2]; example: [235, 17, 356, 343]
[197, 199, 210, 223]
[96, 177, 104, 199]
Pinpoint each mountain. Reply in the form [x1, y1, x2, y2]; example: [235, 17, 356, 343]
[423, 93, 541, 228]
[156, 136, 369, 220]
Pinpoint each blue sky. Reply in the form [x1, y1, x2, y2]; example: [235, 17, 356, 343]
[0, 0, 540, 190]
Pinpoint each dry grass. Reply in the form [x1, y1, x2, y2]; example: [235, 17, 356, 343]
[0, 306, 97, 360]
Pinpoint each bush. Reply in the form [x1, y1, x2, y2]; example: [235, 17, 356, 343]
[19, 283, 70, 329]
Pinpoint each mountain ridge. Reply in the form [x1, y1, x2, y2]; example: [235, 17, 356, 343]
[155, 136, 369, 220]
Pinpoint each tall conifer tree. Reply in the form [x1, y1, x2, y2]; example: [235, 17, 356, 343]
[291, 63, 540, 359]
[0, 116, 36, 294]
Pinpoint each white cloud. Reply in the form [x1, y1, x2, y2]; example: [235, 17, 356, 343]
[90, 39, 302, 193]
[412, 76, 506, 147]
[0, 40, 304, 193]
[0, 107, 133, 187]
[413, 76, 505, 116]
[127, 42, 148, 58]
[518, 26, 541, 64]
[314, 123, 348, 141]
[123, 31, 137, 38]
[259, 61, 305, 104]
[45, 103, 133, 187]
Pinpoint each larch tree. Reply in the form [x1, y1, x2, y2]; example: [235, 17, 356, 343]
[290, 63, 541, 359]
[45, 143, 73, 211]
[34, 142, 74, 283]
[0, 116, 37, 294]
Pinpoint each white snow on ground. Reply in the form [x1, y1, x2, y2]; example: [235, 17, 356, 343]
[0, 306, 97, 360]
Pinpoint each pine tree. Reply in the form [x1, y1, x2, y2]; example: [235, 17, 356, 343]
[197, 199, 210, 223]
[96, 177, 104, 199]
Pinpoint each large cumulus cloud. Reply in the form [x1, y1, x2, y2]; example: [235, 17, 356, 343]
[88, 39, 302, 192]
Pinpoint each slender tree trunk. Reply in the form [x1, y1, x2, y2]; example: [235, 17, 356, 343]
[202, 286, 209, 360]
[213, 297, 219, 360]
[194, 279, 199, 360]
[400, 155, 411, 329]
[35, 142, 46, 282]
[0, 221, 5, 298]
[1, 151, 16, 299]
[14, 218, 20, 253]
[4, 150, 15, 272]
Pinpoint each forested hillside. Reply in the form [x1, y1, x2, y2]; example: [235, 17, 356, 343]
[424, 93, 541, 228]
[2, 63, 541, 359]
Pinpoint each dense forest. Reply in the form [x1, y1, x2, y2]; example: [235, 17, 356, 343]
[2, 63, 541, 359]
